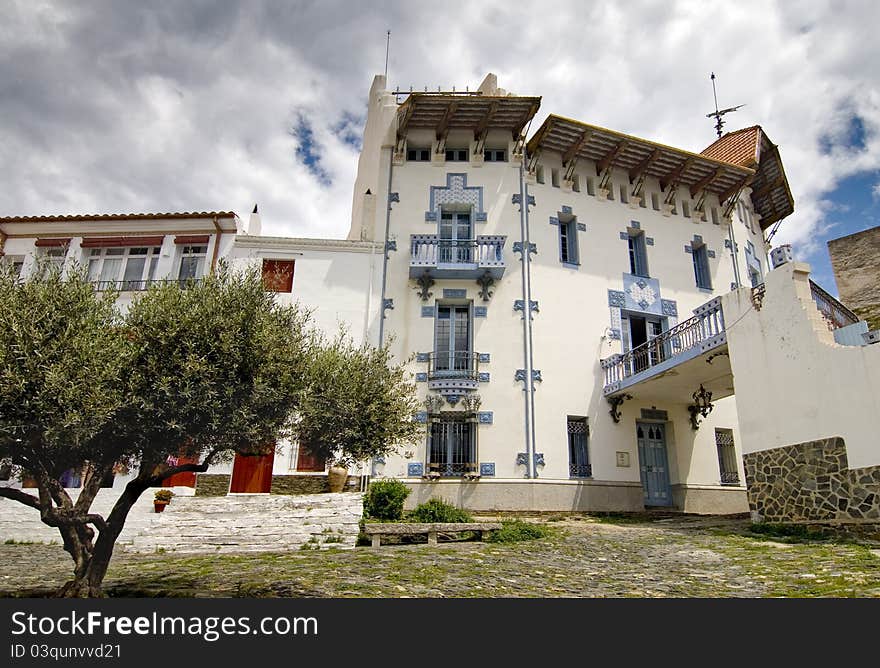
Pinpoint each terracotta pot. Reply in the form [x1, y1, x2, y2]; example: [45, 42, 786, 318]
[154, 501, 168, 513]
[327, 466, 348, 493]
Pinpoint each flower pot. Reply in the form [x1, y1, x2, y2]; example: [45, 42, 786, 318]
[327, 466, 348, 493]
[154, 501, 169, 513]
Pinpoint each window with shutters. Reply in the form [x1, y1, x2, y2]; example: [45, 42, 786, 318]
[628, 231, 649, 277]
[262, 259, 295, 293]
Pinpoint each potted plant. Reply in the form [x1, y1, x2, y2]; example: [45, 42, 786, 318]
[153, 489, 174, 513]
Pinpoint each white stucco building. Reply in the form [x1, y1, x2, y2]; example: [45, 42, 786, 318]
[344, 73, 808, 513]
[5, 73, 877, 520]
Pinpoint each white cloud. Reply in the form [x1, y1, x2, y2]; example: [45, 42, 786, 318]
[0, 0, 878, 250]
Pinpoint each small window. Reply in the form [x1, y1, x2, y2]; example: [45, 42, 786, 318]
[262, 259, 295, 293]
[1, 255, 25, 280]
[568, 417, 591, 478]
[651, 193, 660, 211]
[710, 207, 719, 225]
[536, 165, 545, 184]
[628, 231, 649, 277]
[571, 174, 580, 192]
[638, 193, 647, 208]
[559, 218, 579, 265]
[294, 443, 327, 472]
[715, 429, 740, 485]
[682, 201, 691, 218]
[407, 147, 431, 162]
[484, 149, 506, 162]
[619, 184, 628, 203]
[693, 243, 712, 290]
[551, 168, 560, 188]
[445, 148, 468, 162]
[178, 245, 208, 283]
[606, 183, 614, 201]
[586, 177, 595, 196]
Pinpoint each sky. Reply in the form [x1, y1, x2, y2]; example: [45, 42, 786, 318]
[1, 0, 878, 294]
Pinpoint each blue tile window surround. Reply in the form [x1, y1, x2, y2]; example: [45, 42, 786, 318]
[553, 210, 581, 267]
[425, 173, 487, 223]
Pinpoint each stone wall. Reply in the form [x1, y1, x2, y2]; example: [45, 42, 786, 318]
[743, 437, 880, 522]
[194, 474, 230, 497]
[828, 226, 880, 330]
[195, 473, 360, 497]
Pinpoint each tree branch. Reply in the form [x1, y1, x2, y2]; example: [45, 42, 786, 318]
[0, 486, 41, 509]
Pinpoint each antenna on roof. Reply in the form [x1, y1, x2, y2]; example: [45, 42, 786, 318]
[384, 30, 391, 79]
[706, 72, 745, 139]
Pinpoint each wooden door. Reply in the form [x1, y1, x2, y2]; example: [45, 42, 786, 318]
[229, 452, 274, 493]
[163, 455, 199, 488]
[637, 422, 672, 506]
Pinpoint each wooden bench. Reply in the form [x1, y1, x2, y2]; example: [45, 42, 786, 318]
[363, 522, 502, 547]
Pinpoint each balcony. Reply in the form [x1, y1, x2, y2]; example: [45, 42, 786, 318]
[426, 351, 481, 392]
[90, 278, 204, 292]
[409, 235, 506, 280]
[601, 297, 731, 403]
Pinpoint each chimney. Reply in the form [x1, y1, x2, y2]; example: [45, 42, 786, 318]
[247, 204, 262, 236]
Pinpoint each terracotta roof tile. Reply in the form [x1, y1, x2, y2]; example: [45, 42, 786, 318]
[700, 126, 761, 167]
[0, 211, 237, 224]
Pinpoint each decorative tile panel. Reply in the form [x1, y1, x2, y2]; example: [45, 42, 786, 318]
[577, 222, 587, 232]
[479, 462, 496, 477]
[645, 237, 654, 246]
[415, 373, 428, 382]
[707, 250, 716, 258]
[619, 231, 629, 241]
[641, 408, 669, 420]
[427, 173, 485, 221]
[661, 299, 678, 317]
[684, 245, 693, 254]
[414, 412, 428, 424]
[629, 220, 641, 229]
[608, 290, 626, 308]
[443, 289, 467, 299]
[474, 306, 487, 318]
[421, 306, 434, 318]
[416, 352, 430, 363]
[478, 353, 491, 363]
[561, 205, 573, 215]
[478, 372, 490, 382]
[477, 412, 494, 424]
[548, 216, 559, 226]
[408, 462, 424, 477]
[623, 273, 663, 315]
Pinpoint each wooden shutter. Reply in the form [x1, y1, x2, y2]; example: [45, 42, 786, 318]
[295, 444, 327, 472]
[262, 259, 295, 293]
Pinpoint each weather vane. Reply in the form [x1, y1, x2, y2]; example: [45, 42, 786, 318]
[706, 72, 745, 139]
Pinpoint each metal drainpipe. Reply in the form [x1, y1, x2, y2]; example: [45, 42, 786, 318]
[377, 147, 394, 347]
[518, 151, 535, 479]
[727, 214, 742, 289]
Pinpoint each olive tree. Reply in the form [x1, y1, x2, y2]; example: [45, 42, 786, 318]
[0, 262, 314, 597]
[292, 333, 421, 468]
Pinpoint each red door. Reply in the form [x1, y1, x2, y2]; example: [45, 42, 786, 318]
[229, 453, 274, 493]
[163, 455, 199, 488]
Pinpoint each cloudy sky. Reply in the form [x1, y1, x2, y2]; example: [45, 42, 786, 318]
[2, 0, 878, 291]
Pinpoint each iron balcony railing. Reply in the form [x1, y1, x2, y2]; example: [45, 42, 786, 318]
[90, 278, 204, 292]
[601, 298, 725, 390]
[410, 236, 505, 267]
[427, 351, 480, 381]
[809, 280, 859, 330]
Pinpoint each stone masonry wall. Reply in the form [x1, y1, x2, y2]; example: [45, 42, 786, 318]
[743, 437, 880, 522]
[828, 225, 880, 330]
[194, 474, 230, 497]
[195, 473, 361, 496]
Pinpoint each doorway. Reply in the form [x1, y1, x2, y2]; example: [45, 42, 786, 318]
[636, 422, 672, 506]
[229, 452, 274, 493]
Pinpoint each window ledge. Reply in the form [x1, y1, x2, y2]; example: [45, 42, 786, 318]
[697, 287, 714, 293]
[561, 261, 580, 269]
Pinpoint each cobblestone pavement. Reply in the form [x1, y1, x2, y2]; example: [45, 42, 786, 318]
[1, 516, 878, 597]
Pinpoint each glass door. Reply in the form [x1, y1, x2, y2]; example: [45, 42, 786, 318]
[439, 211, 473, 263]
[435, 305, 471, 374]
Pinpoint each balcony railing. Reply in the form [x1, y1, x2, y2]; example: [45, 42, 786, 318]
[90, 278, 204, 292]
[427, 351, 480, 381]
[601, 298, 725, 393]
[410, 235, 506, 279]
[809, 280, 859, 330]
